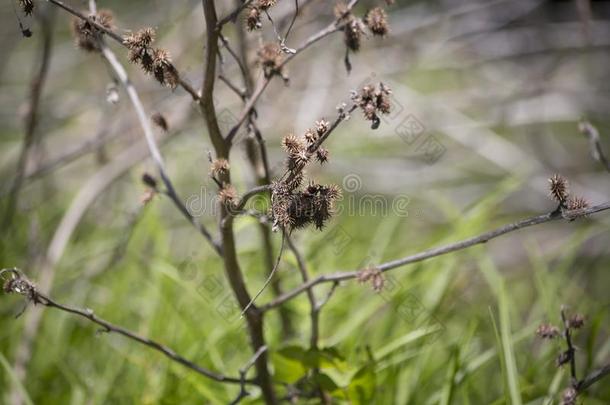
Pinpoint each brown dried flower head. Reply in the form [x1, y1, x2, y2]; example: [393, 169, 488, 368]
[315, 119, 330, 136]
[567, 196, 589, 212]
[258, 43, 284, 76]
[567, 313, 585, 329]
[124, 28, 157, 73]
[210, 158, 230, 177]
[357, 267, 384, 292]
[151, 112, 169, 132]
[536, 323, 560, 339]
[304, 129, 318, 146]
[548, 174, 569, 204]
[364, 7, 389, 37]
[71, 11, 114, 52]
[270, 182, 341, 231]
[316, 148, 329, 164]
[124, 27, 156, 50]
[152, 48, 180, 89]
[282, 134, 306, 155]
[19, 0, 35, 16]
[353, 82, 392, 129]
[245, 6, 262, 31]
[219, 184, 238, 207]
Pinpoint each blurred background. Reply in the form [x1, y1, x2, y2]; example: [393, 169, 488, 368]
[1, 0, 610, 403]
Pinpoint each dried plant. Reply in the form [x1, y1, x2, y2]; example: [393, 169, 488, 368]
[3, 1, 610, 405]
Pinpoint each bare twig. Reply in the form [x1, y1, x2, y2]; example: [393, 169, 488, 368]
[261, 201, 610, 311]
[560, 307, 578, 383]
[576, 363, 610, 393]
[241, 232, 286, 317]
[1, 269, 246, 385]
[229, 345, 268, 405]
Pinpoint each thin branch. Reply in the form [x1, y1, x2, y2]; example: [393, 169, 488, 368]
[98, 36, 221, 255]
[1, 269, 246, 385]
[576, 363, 610, 392]
[261, 201, 610, 311]
[45, 0, 199, 100]
[230, 345, 268, 405]
[285, 237, 318, 348]
[240, 232, 286, 317]
[561, 307, 578, 383]
[284, 0, 300, 43]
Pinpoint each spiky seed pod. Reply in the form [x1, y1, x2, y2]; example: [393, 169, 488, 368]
[536, 324, 560, 339]
[315, 119, 330, 136]
[218, 185, 238, 207]
[357, 267, 384, 292]
[245, 6, 262, 31]
[258, 43, 284, 76]
[567, 196, 589, 211]
[282, 134, 305, 154]
[364, 7, 389, 37]
[257, 0, 277, 10]
[71, 10, 114, 53]
[72, 18, 98, 52]
[362, 103, 377, 121]
[210, 158, 230, 177]
[548, 174, 569, 204]
[123, 28, 157, 73]
[152, 48, 179, 88]
[316, 148, 329, 164]
[19, 0, 34, 16]
[151, 112, 169, 132]
[304, 129, 318, 146]
[292, 150, 310, 168]
[568, 314, 585, 329]
[344, 18, 365, 52]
